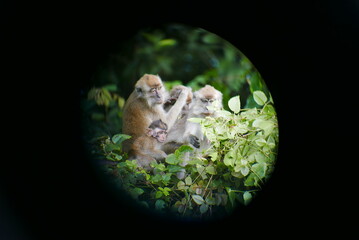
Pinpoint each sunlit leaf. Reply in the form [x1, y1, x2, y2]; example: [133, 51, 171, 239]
[102, 84, 117, 92]
[228, 95, 241, 113]
[223, 151, 235, 167]
[192, 195, 205, 205]
[251, 162, 267, 178]
[155, 191, 163, 199]
[205, 165, 216, 175]
[255, 138, 267, 147]
[177, 181, 186, 190]
[165, 154, 179, 165]
[185, 176, 192, 185]
[158, 38, 177, 47]
[253, 91, 267, 106]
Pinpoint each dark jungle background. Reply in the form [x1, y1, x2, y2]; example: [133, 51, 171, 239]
[2, 1, 357, 239]
[81, 24, 271, 141]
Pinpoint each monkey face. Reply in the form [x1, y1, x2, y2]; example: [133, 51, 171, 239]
[191, 85, 223, 117]
[146, 127, 167, 143]
[200, 98, 215, 116]
[149, 87, 164, 104]
[155, 129, 167, 143]
[135, 74, 165, 105]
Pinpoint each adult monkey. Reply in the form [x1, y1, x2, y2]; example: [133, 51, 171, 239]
[122, 74, 190, 153]
[163, 85, 223, 153]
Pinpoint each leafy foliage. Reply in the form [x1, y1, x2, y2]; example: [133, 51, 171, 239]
[98, 91, 278, 219]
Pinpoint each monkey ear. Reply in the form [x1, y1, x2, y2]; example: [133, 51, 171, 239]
[135, 87, 143, 96]
[145, 128, 153, 137]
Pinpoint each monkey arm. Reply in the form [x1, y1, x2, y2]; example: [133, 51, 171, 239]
[165, 87, 189, 130]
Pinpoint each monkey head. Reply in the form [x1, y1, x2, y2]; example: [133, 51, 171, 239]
[166, 86, 193, 104]
[192, 85, 223, 117]
[146, 119, 168, 143]
[135, 74, 166, 105]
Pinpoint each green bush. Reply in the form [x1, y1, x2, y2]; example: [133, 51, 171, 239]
[98, 91, 278, 219]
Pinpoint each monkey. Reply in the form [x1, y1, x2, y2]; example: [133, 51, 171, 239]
[130, 119, 168, 170]
[160, 85, 194, 153]
[183, 84, 223, 147]
[122, 74, 190, 154]
[161, 85, 223, 179]
[163, 85, 223, 152]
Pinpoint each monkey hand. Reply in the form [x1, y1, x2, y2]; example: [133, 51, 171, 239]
[189, 134, 200, 148]
[178, 86, 191, 99]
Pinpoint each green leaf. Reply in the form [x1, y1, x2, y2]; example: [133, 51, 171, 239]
[200, 203, 209, 214]
[209, 152, 218, 161]
[130, 188, 144, 198]
[226, 187, 237, 207]
[243, 191, 252, 206]
[112, 134, 131, 144]
[205, 196, 216, 205]
[185, 176, 192, 185]
[244, 173, 257, 187]
[160, 187, 171, 196]
[252, 119, 274, 136]
[251, 162, 267, 178]
[196, 165, 208, 179]
[154, 163, 166, 172]
[223, 151, 235, 167]
[240, 166, 250, 176]
[254, 152, 267, 163]
[165, 154, 179, 165]
[175, 145, 193, 155]
[177, 181, 186, 190]
[151, 174, 163, 184]
[158, 38, 176, 47]
[205, 165, 216, 175]
[267, 135, 276, 149]
[104, 143, 122, 152]
[255, 138, 267, 147]
[228, 95, 241, 113]
[155, 191, 163, 199]
[192, 194, 205, 205]
[155, 200, 166, 211]
[253, 91, 268, 106]
[167, 165, 183, 173]
[162, 173, 172, 185]
[102, 84, 117, 92]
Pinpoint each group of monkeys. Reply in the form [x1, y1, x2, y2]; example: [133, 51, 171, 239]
[122, 74, 223, 175]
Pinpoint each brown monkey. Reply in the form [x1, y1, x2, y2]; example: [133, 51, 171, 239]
[122, 74, 190, 153]
[131, 119, 168, 170]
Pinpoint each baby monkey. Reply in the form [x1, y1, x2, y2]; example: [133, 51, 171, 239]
[131, 119, 168, 170]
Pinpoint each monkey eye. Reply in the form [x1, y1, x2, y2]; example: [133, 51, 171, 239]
[201, 99, 208, 103]
[209, 99, 214, 103]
